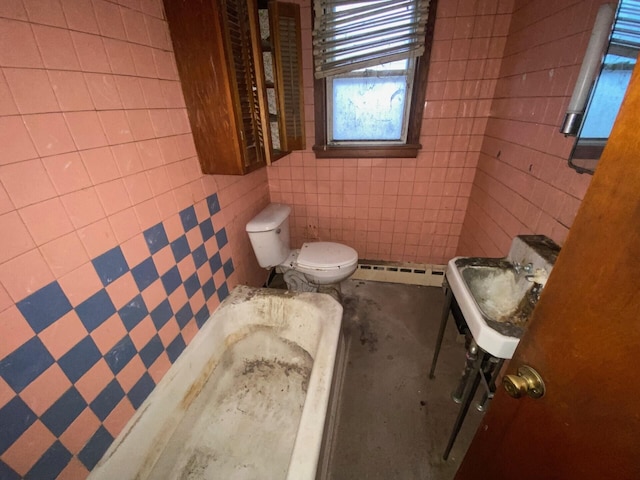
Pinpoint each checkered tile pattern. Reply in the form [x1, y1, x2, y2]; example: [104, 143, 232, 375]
[0, 193, 234, 477]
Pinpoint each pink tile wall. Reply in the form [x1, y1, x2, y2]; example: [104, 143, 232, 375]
[0, 0, 269, 477]
[457, 0, 602, 257]
[268, 0, 513, 264]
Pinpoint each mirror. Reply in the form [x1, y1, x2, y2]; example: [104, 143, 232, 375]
[569, 0, 640, 174]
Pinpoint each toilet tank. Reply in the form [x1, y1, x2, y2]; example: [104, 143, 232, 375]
[245, 204, 291, 268]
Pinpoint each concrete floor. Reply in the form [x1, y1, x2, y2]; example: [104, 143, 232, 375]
[326, 280, 484, 480]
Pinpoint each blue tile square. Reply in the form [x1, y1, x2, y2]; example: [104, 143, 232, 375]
[161, 266, 182, 295]
[184, 273, 200, 298]
[128, 373, 155, 409]
[16, 282, 72, 334]
[139, 335, 163, 368]
[0, 460, 20, 480]
[40, 387, 86, 437]
[131, 257, 159, 292]
[175, 303, 193, 329]
[179, 206, 198, 232]
[24, 441, 71, 480]
[104, 336, 136, 375]
[90, 379, 125, 421]
[209, 252, 222, 274]
[78, 426, 113, 470]
[92, 247, 129, 287]
[195, 305, 210, 328]
[215, 228, 228, 249]
[199, 218, 214, 242]
[206, 193, 220, 215]
[0, 337, 54, 393]
[76, 289, 116, 332]
[166, 334, 186, 363]
[223, 258, 234, 278]
[192, 244, 208, 269]
[202, 278, 216, 300]
[143, 223, 169, 255]
[218, 282, 229, 302]
[170, 235, 190, 263]
[58, 337, 102, 383]
[119, 295, 149, 331]
[150, 299, 173, 330]
[0, 397, 37, 454]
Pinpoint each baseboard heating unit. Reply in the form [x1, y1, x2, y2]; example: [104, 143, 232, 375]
[351, 260, 446, 287]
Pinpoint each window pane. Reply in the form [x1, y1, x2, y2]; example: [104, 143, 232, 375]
[580, 54, 635, 138]
[331, 75, 407, 141]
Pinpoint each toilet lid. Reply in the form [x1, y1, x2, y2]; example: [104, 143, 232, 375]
[297, 242, 358, 269]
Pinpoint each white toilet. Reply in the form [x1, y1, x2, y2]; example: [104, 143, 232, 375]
[246, 203, 358, 292]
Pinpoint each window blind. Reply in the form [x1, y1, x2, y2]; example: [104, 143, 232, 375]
[609, 0, 640, 58]
[313, 0, 430, 78]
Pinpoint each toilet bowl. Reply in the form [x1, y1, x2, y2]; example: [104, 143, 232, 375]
[246, 204, 358, 292]
[281, 242, 358, 291]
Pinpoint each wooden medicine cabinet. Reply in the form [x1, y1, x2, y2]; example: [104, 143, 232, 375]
[164, 0, 305, 175]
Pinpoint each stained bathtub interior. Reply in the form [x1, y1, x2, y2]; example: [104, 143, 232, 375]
[149, 328, 313, 478]
[89, 286, 343, 480]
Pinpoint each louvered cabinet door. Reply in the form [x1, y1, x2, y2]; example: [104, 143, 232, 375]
[269, 1, 306, 152]
[164, 0, 267, 175]
[222, 0, 269, 171]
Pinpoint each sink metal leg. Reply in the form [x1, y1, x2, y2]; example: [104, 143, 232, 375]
[429, 280, 453, 379]
[475, 357, 505, 412]
[443, 348, 490, 461]
[451, 336, 478, 403]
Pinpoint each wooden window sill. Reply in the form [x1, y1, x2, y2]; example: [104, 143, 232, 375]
[312, 143, 421, 159]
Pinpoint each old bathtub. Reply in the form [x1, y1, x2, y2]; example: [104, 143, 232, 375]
[89, 286, 345, 480]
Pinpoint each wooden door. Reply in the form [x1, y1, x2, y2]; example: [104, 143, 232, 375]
[456, 61, 640, 478]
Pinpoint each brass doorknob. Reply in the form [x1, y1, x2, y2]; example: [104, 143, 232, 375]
[503, 365, 545, 399]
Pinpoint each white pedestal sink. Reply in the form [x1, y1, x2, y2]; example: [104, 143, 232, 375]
[446, 235, 560, 359]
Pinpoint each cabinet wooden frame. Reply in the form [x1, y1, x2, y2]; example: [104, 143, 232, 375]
[164, 0, 305, 175]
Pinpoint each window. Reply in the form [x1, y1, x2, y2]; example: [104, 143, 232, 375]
[570, 0, 640, 174]
[312, 0, 436, 158]
[329, 59, 415, 144]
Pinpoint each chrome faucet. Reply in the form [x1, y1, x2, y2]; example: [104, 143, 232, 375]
[525, 268, 549, 286]
[512, 262, 533, 275]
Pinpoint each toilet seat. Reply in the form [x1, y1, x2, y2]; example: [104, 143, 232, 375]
[278, 242, 358, 289]
[296, 242, 358, 271]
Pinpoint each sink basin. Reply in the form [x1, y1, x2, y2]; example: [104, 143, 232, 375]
[458, 258, 538, 334]
[447, 236, 560, 359]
